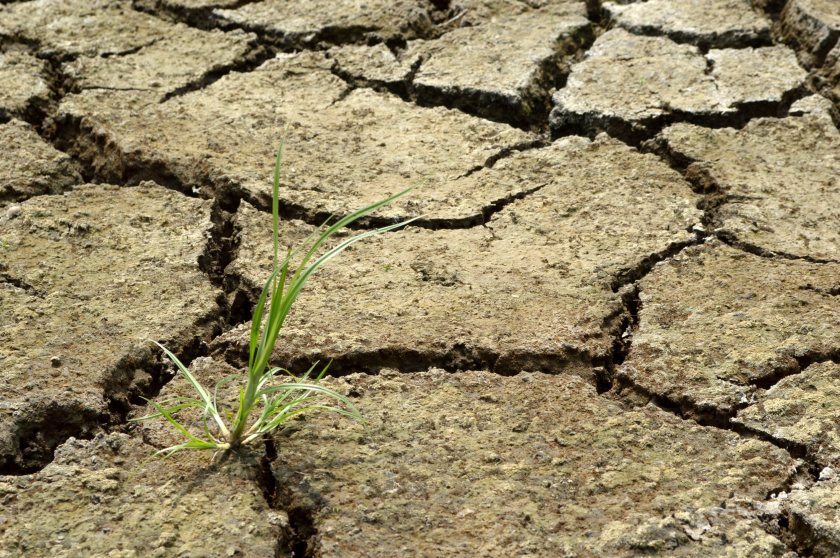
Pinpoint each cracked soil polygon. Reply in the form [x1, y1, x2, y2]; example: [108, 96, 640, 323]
[0, 119, 80, 205]
[214, 0, 439, 47]
[604, 0, 772, 48]
[550, 29, 806, 140]
[620, 241, 840, 416]
[404, 9, 592, 126]
[0, 183, 221, 471]
[785, 478, 840, 557]
[735, 361, 840, 468]
[781, 0, 840, 68]
[0, 50, 51, 124]
[268, 369, 793, 557]
[0, 358, 279, 557]
[654, 110, 840, 261]
[214, 135, 701, 376]
[55, 52, 534, 223]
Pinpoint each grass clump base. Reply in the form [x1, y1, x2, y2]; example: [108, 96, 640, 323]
[134, 137, 414, 457]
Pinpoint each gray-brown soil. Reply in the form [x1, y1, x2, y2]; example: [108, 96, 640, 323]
[1, 0, 839, 556]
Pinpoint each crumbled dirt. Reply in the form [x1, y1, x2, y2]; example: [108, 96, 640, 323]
[785, 478, 840, 557]
[213, 135, 701, 376]
[3, 0, 840, 554]
[619, 240, 840, 416]
[0, 183, 222, 471]
[604, 0, 772, 48]
[0, 119, 81, 204]
[735, 361, 840, 469]
[653, 109, 840, 260]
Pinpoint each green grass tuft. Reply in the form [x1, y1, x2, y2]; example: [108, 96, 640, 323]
[133, 134, 415, 457]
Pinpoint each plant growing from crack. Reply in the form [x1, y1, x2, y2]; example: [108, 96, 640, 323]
[134, 137, 414, 456]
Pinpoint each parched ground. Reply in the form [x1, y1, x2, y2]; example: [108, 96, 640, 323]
[1, 0, 839, 556]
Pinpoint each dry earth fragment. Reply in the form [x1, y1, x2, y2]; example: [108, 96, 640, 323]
[785, 479, 840, 557]
[214, 0, 439, 47]
[0, 50, 51, 123]
[0, 119, 80, 205]
[64, 27, 257, 101]
[0, 0, 180, 59]
[604, 0, 772, 48]
[0, 358, 279, 557]
[269, 369, 793, 557]
[655, 111, 840, 260]
[735, 361, 840, 468]
[781, 0, 840, 67]
[0, 183, 222, 471]
[550, 29, 806, 140]
[214, 135, 701, 376]
[55, 51, 535, 223]
[620, 241, 840, 416]
[403, 10, 592, 126]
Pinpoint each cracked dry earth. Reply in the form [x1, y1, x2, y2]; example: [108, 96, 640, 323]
[1, 1, 840, 557]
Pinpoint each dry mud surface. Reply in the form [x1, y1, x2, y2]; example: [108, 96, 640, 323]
[1, 0, 839, 556]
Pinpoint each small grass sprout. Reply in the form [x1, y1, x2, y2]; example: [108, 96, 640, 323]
[134, 136, 415, 457]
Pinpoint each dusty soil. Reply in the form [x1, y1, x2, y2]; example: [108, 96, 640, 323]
[1, 0, 839, 556]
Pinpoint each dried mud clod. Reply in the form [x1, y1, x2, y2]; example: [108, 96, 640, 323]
[0, 183, 223, 472]
[265, 369, 796, 557]
[213, 134, 702, 379]
[550, 28, 808, 144]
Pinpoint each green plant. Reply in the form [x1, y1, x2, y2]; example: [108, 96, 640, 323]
[134, 137, 414, 456]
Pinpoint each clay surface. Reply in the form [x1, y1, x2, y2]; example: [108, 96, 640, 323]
[550, 29, 806, 140]
[0, 119, 80, 204]
[1, 0, 839, 554]
[620, 241, 840, 415]
[735, 361, 840, 468]
[605, 0, 772, 48]
[214, 135, 701, 376]
[270, 369, 794, 557]
[654, 111, 840, 260]
[0, 184, 221, 471]
[0, 50, 51, 123]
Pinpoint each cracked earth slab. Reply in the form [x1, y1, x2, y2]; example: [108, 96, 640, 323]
[781, 0, 840, 68]
[653, 108, 840, 261]
[0, 183, 222, 472]
[214, 0, 441, 47]
[64, 27, 258, 102]
[735, 361, 840, 469]
[604, 0, 772, 49]
[1, 0, 258, 102]
[0, 119, 81, 205]
[402, 9, 593, 127]
[0, 50, 51, 123]
[0, 357, 279, 557]
[550, 28, 807, 141]
[784, 478, 840, 557]
[619, 240, 840, 417]
[0, 0, 187, 59]
[55, 51, 537, 223]
[268, 368, 794, 557]
[213, 135, 701, 375]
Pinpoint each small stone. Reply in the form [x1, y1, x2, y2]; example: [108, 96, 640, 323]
[50, 356, 61, 367]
